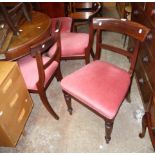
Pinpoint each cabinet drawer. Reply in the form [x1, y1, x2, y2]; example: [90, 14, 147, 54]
[138, 44, 155, 90]
[132, 8, 152, 28]
[132, 8, 144, 23]
[0, 65, 21, 102]
[138, 44, 154, 71]
[145, 29, 155, 59]
[0, 87, 28, 126]
[0, 67, 28, 110]
[0, 93, 33, 145]
[150, 98, 155, 128]
[135, 61, 152, 110]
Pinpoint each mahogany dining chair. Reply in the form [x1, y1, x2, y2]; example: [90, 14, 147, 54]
[67, 2, 102, 32]
[49, 16, 94, 64]
[18, 21, 62, 120]
[60, 18, 150, 143]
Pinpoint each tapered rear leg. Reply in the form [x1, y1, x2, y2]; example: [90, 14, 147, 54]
[139, 113, 147, 138]
[39, 91, 59, 120]
[63, 91, 73, 115]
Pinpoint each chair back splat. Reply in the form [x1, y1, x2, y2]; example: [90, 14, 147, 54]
[61, 18, 150, 143]
[67, 2, 102, 32]
[18, 20, 62, 120]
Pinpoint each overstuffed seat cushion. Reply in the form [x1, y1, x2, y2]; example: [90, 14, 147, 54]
[48, 32, 89, 58]
[18, 55, 58, 90]
[61, 60, 131, 119]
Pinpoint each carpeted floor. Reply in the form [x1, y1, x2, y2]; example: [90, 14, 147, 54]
[0, 6, 154, 153]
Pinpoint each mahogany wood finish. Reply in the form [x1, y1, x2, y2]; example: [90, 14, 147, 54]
[20, 23, 62, 120]
[0, 2, 32, 36]
[67, 2, 102, 32]
[32, 2, 66, 18]
[3, 11, 51, 60]
[129, 2, 155, 150]
[62, 18, 149, 143]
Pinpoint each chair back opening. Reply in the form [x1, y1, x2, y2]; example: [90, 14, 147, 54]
[92, 18, 150, 75]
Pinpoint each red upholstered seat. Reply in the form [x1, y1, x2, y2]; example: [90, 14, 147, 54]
[18, 55, 58, 90]
[48, 32, 89, 58]
[50, 16, 93, 64]
[61, 60, 130, 119]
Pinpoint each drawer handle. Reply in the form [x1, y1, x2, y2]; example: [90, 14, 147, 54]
[151, 9, 155, 16]
[147, 33, 153, 40]
[9, 93, 19, 108]
[142, 56, 149, 63]
[128, 47, 134, 52]
[139, 78, 144, 84]
[0, 24, 4, 29]
[2, 79, 12, 94]
[25, 99, 28, 102]
[0, 111, 3, 117]
[18, 108, 25, 122]
[133, 10, 139, 15]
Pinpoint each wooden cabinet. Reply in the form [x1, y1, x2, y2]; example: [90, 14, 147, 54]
[129, 2, 155, 150]
[33, 2, 67, 18]
[0, 61, 33, 147]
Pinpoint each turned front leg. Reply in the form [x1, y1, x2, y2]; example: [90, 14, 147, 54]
[105, 120, 114, 144]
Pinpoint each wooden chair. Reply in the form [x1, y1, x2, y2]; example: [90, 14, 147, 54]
[49, 17, 94, 64]
[18, 21, 62, 120]
[67, 2, 102, 32]
[60, 18, 150, 143]
[0, 2, 32, 36]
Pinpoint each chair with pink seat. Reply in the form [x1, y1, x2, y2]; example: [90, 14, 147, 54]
[49, 16, 94, 64]
[18, 23, 62, 120]
[60, 18, 150, 143]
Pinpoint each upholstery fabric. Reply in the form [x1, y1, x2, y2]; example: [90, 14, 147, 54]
[18, 55, 58, 90]
[48, 32, 89, 57]
[51, 17, 72, 32]
[61, 60, 131, 119]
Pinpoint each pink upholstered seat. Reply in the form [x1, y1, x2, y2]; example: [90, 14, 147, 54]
[61, 60, 130, 119]
[50, 16, 93, 64]
[48, 32, 89, 58]
[18, 55, 58, 90]
[51, 17, 72, 32]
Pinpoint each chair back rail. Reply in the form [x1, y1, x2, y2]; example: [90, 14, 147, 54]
[93, 18, 150, 75]
[93, 18, 149, 41]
